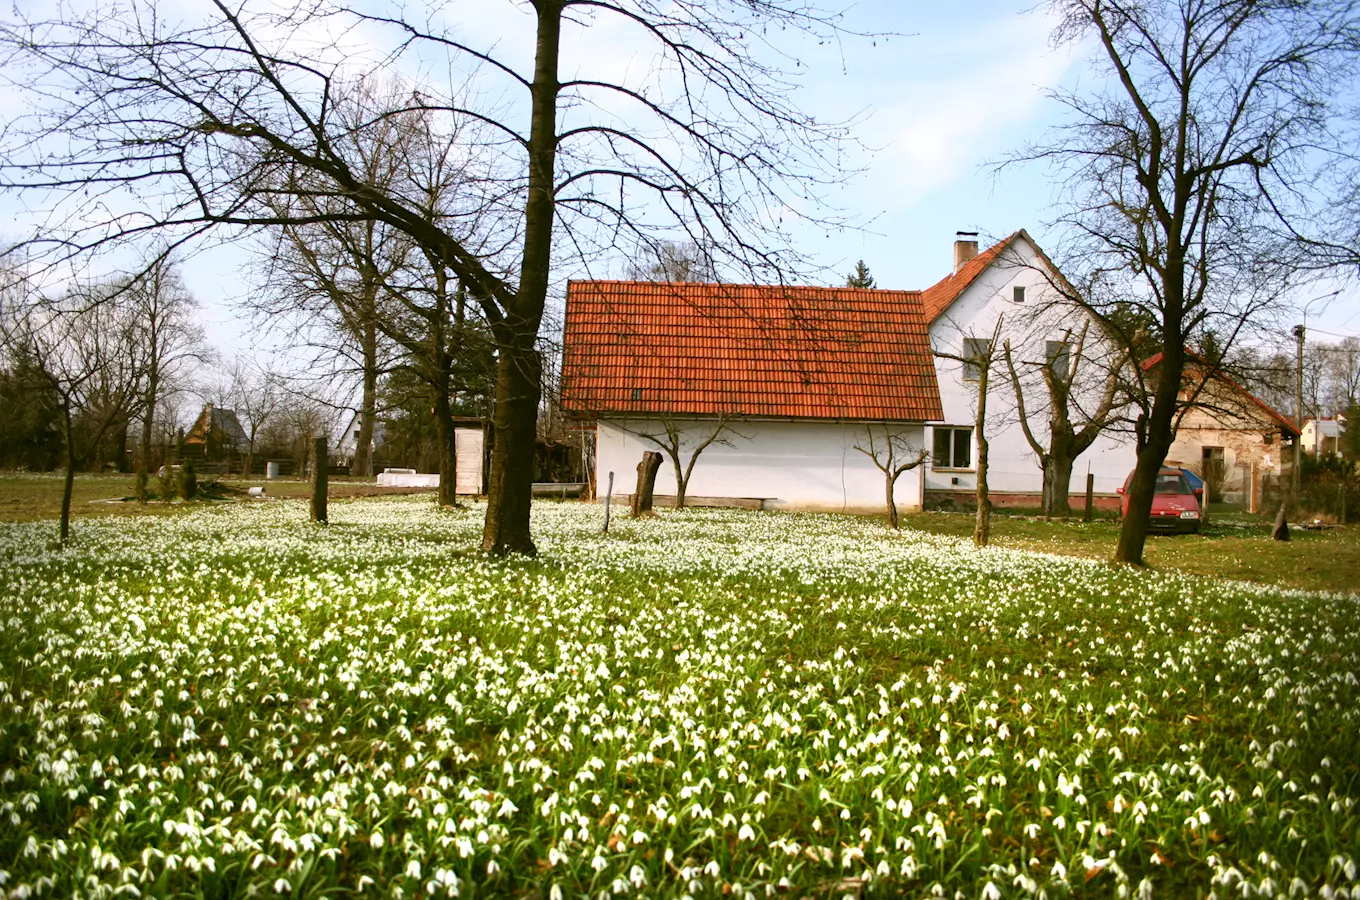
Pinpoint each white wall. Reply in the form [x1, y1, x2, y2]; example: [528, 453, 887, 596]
[596, 418, 926, 513]
[926, 235, 1138, 497]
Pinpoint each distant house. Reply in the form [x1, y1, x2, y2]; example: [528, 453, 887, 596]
[1143, 353, 1301, 506]
[335, 412, 387, 471]
[561, 280, 943, 513]
[183, 403, 248, 464]
[1301, 414, 1347, 457]
[920, 230, 1136, 508]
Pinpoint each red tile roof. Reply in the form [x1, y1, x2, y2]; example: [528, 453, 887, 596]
[1141, 351, 1301, 435]
[920, 230, 1025, 323]
[561, 280, 943, 421]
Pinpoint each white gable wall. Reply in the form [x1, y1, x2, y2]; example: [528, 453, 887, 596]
[596, 418, 926, 513]
[926, 236, 1137, 499]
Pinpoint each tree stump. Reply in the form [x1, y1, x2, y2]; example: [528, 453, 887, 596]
[312, 437, 329, 524]
[631, 451, 662, 517]
[1271, 501, 1289, 541]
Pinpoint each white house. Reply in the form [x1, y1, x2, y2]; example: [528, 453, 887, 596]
[560, 280, 943, 513]
[1301, 414, 1347, 457]
[920, 231, 1138, 508]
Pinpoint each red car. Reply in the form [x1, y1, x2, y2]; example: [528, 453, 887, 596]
[1116, 468, 1203, 534]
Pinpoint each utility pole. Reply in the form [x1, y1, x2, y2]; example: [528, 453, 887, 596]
[1293, 324, 1305, 502]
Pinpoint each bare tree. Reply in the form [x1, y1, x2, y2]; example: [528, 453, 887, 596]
[854, 425, 927, 529]
[1003, 321, 1125, 517]
[127, 258, 209, 502]
[625, 241, 718, 284]
[0, 0, 865, 554]
[1, 286, 146, 542]
[1017, 0, 1360, 564]
[624, 416, 739, 509]
[221, 360, 285, 479]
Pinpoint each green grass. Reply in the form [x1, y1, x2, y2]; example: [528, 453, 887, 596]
[898, 510, 1360, 595]
[0, 471, 434, 523]
[0, 499, 1356, 898]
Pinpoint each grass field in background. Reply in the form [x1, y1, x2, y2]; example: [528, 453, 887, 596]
[0, 499, 1356, 897]
[2, 471, 1354, 594]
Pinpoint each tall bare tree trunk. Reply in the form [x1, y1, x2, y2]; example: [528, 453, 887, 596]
[1116, 338, 1184, 563]
[352, 318, 378, 477]
[481, 2, 560, 555]
[59, 405, 76, 544]
[433, 385, 459, 508]
[136, 367, 160, 502]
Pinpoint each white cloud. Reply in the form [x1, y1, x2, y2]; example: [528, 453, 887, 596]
[852, 8, 1075, 206]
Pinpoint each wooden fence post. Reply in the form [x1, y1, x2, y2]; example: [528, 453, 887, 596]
[312, 437, 328, 524]
[603, 471, 614, 533]
[1083, 473, 1095, 522]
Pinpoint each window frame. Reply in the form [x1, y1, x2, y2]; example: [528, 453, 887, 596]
[932, 426, 974, 470]
[1012, 285, 1026, 304]
[962, 338, 992, 382]
[1045, 340, 1071, 382]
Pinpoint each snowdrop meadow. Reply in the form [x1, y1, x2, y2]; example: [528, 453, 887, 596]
[0, 497, 1357, 898]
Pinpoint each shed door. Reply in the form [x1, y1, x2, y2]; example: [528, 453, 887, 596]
[455, 428, 484, 495]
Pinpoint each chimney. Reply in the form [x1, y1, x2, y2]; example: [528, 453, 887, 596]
[954, 231, 979, 274]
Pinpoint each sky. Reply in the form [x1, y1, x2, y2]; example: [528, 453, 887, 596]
[10, 0, 1360, 363]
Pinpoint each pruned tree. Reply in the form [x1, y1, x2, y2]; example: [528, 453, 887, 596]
[624, 416, 740, 509]
[0, 0, 867, 555]
[937, 318, 1005, 547]
[854, 424, 927, 529]
[1003, 321, 1125, 517]
[1016, 0, 1360, 564]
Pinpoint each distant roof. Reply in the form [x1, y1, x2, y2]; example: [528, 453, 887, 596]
[185, 405, 248, 447]
[920, 230, 1025, 324]
[561, 280, 943, 421]
[1142, 352, 1300, 436]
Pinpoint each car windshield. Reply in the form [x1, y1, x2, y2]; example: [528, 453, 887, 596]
[1154, 472, 1192, 495]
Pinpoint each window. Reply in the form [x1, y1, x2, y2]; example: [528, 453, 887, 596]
[1013, 285, 1026, 304]
[962, 338, 992, 381]
[933, 427, 973, 469]
[1045, 340, 1071, 381]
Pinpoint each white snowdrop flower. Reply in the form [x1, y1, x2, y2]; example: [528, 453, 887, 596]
[738, 823, 756, 841]
[1136, 877, 1155, 899]
[548, 885, 563, 900]
[274, 878, 291, 893]
[629, 865, 647, 888]
[981, 882, 1001, 900]
[405, 859, 421, 879]
[1052, 861, 1068, 880]
[704, 860, 721, 877]
[370, 830, 384, 850]
[1053, 815, 1067, 830]
[486, 861, 499, 876]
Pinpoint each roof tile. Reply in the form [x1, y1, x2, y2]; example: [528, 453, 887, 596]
[561, 281, 943, 421]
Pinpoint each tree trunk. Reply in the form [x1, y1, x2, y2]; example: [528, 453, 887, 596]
[974, 355, 993, 548]
[480, 1, 559, 555]
[481, 341, 542, 553]
[1116, 347, 1183, 564]
[352, 321, 378, 477]
[136, 370, 160, 502]
[311, 437, 328, 523]
[974, 430, 991, 547]
[60, 405, 75, 544]
[1046, 453, 1076, 518]
[632, 450, 663, 517]
[672, 454, 688, 509]
[433, 384, 459, 508]
[885, 473, 899, 530]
